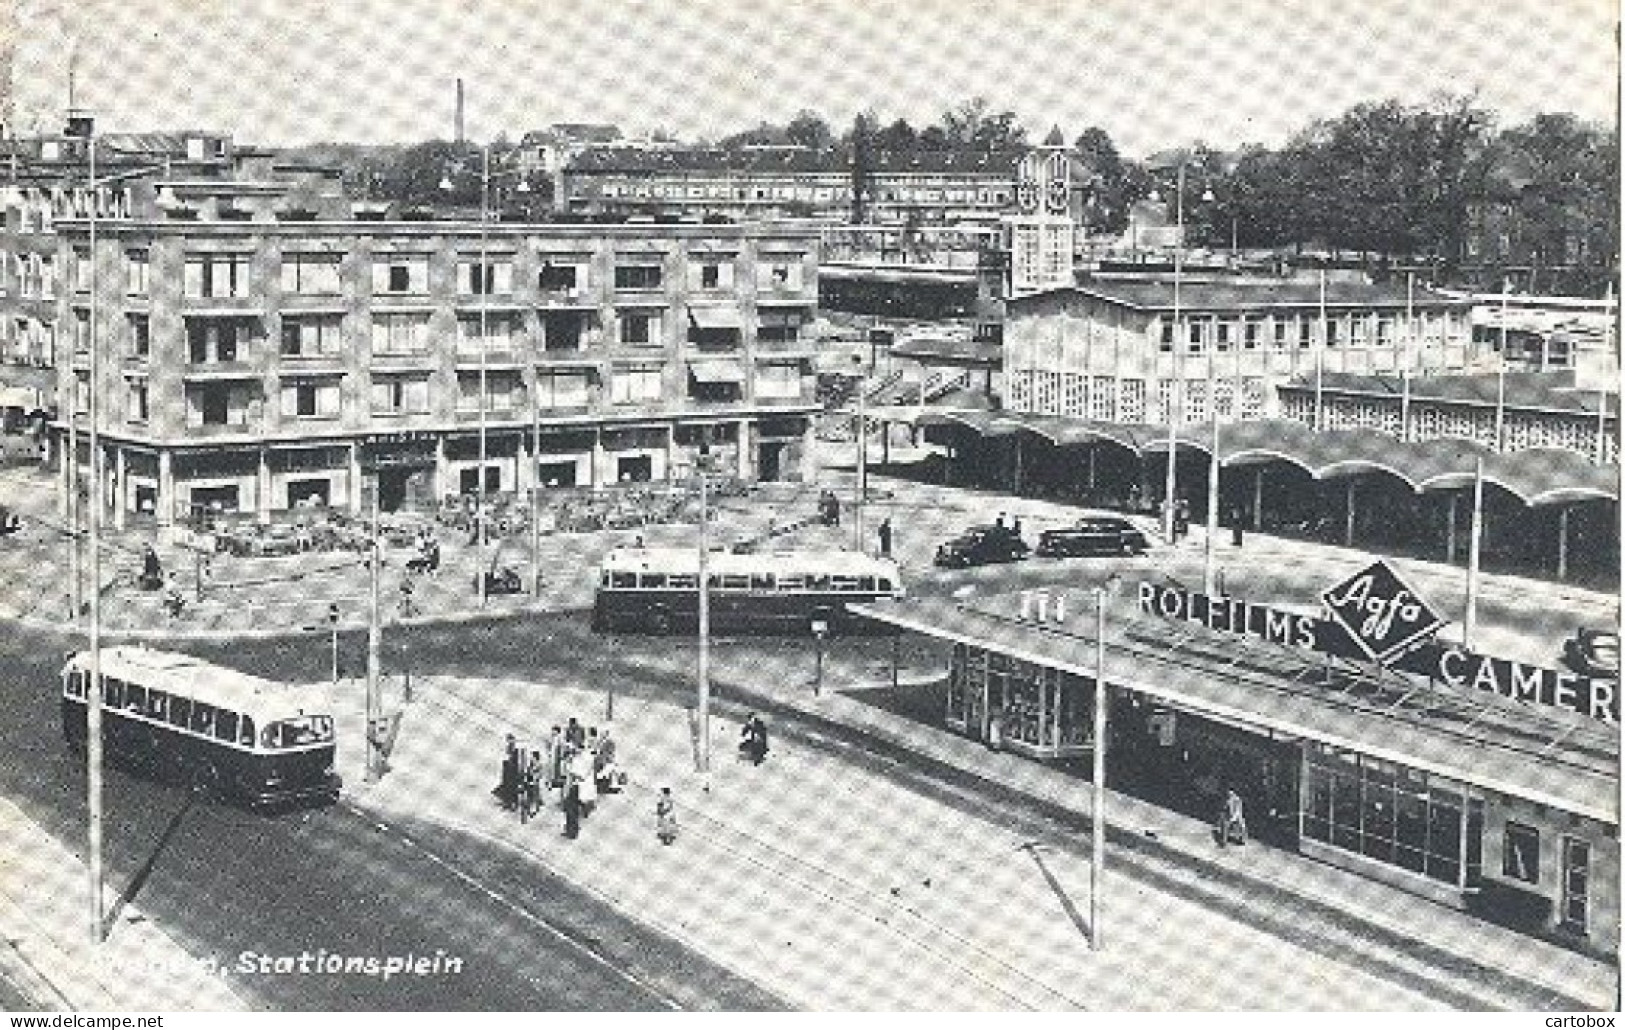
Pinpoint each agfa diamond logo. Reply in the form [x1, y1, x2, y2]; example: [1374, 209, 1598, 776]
[1321, 561, 1445, 665]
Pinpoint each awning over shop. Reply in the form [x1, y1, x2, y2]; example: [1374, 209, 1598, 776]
[0, 385, 40, 409]
[687, 307, 743, 331]
[688, 359, 746, 384]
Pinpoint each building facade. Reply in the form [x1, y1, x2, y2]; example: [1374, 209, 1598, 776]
[1003, 279, 1477, 425]
[51, 213, 822, 526]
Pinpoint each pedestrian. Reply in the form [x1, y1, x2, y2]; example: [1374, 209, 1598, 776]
[565, 717, 585, 750]
[520, 749, 544, 822]
[1219, 788, 1248, 847]
[573, 747, 598, 818]
[1229, 505, 1245, 548]
[877, 517, 893, 558]
[1011, 516, 1023, 540]
[495, 734, 520, 811]
[546, 726, 565, 788]
[562, 779, 581, 839]
[655, 788, 679, 845]
[1174, 499, 1191, 540]
[594, 729, 620, 794]
[995, 512, 1007, 532]
[738, 713, 769, 766]
[986, 708, 1004, 752]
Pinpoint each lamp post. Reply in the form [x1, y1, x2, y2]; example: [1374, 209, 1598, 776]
[65, 108, 106, 944]
[852, 352, 868, 553]
[1154, 167, 1192, 544]
[696, 434, 713, 780]
[1197, 186, 1220, 596]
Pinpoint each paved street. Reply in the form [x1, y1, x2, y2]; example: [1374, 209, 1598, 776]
[0, 459, 1616, 1010]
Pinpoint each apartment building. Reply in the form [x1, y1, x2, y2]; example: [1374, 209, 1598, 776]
[52, 213, 821, 525]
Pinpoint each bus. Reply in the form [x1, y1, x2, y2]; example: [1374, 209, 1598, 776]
[591, 547, 904, 635]
[61, 646, 342, 809]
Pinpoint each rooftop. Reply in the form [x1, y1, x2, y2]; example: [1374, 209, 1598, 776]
[1030, 277, 1471, 314]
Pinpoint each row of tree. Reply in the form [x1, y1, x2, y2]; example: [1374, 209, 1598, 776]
[286, 95, 1618, 288]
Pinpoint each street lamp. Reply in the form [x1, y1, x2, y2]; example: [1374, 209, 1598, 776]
[1149, 169, 1196, 545]
[440, 145, 529, 606]
[64, 107, 107, 945]
[695, 431, 714, 781]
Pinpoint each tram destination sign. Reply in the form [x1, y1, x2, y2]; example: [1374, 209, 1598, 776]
[1321, 560, 1445, 665]
[1138, 582, 1619, 725]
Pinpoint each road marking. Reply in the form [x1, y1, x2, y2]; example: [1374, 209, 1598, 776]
[339, 800, 682, 1010]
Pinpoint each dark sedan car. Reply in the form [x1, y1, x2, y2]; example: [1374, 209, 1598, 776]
[1563, 627, 1620, 679]
[934, 525, 1030, 568]
[1035, 516, 1150, 558]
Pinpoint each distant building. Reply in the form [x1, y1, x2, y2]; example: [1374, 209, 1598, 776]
[1003, 277, 1476, 424]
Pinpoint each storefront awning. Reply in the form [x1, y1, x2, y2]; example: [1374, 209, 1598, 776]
[688, 307, 743, 331]
[689, 360, 746, 384]
[0, 385, 39, 409]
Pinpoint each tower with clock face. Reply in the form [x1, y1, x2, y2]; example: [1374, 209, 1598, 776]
[1006, 127, 1075, 298]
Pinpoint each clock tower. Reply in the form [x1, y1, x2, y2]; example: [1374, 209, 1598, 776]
[1006, 127, 1075, 298]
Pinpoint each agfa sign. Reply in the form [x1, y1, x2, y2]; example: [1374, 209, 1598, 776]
[1321, 561, 1445, 665]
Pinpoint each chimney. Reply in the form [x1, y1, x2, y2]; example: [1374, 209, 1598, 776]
[455, 78, 465, 145]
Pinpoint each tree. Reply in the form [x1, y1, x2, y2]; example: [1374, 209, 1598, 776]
[850, 112, 875, 223]
[874, 118, 918, 153]
[786, 110, 834, 151]
[1074, 127, 1128, 234]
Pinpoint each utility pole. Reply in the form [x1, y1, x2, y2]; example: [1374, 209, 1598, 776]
[853, 354, 867, 553]
[1090, 586, 1107, 951]
[365, 484, 381, 782]
[74, 108, 105, 945]
[696, 436, 712, 781]
[1162, 165, 1186, 545]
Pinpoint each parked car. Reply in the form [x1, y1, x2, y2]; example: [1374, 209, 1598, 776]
[1563, 627, 1620, 678]
[1035, 516, 1150, 558]
[933, 525, 1030, 568]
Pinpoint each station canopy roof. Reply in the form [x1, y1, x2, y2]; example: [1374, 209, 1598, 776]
[907, 409, 1619, 505]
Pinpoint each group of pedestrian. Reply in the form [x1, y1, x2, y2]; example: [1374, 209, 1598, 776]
[494, 717, 626, 839]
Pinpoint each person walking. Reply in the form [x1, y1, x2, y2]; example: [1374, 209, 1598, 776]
[495, 734, 520, 811]
[1229, 505, 1245, 548]
[573, 746, 598, 819]
[1174, 499, 1191, 541]
[738, 713, 769, 766]
[655, 788, 679, 846]
[562, 779, 581, 839]
[877, 517, 893, 558]
[546, 726, 565, 789]
[565, 717, 585, 750]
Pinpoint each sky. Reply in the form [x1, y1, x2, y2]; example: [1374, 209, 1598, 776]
[7, 0, 1619, 156]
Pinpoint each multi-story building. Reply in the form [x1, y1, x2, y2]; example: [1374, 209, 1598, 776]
[50, 207, 822, 526]
[1002, 278, 1477, 425]
[0, 130, 348, 428]
[560, 145, 1021, 225]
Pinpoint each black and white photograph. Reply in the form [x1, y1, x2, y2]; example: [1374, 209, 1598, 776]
[0, 0, 1618, 1015]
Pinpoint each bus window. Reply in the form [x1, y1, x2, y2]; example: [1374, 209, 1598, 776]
[807, 575, 831, 591]
[720, 574, 750, 590]
[102, 677, 124, 708]
[640, 573, 667, 588]
[831, 575, 861, 592]
[126, 684, 146, 712]
[877, 578, 894, 594]
[265, 716, 333, 749]
[238, 716, 255, 748]
[168, 696, 192, 728]
[610, 571, 638, 589]
[858, 576, 877, 592]
[667, 574, 697, 589]
[146, 690, 167, 721]
[215, 710, 239, 744]
[65, 671, 85, 699]
[750, 573, 775, 590]
[779, 574, 806, 590]
[190, 703, 216, 737]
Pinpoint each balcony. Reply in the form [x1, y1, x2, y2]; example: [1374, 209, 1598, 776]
[181, 361, 259, 381]
[535, 287, 597, 309]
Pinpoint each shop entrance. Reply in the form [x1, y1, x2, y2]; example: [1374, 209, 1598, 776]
[536, 460, 578, 489]
[758, 442, 785, 482]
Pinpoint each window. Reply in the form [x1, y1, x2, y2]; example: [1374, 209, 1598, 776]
[459, 258, 513, 295]
[756, 363, 801, 398]
[457, 313, 517, 354]
[371, 256, 428, 295]
[280, 253, 341, 295]
[537, 262, 580, 292]
[126, 380, 149, 423]
[689, 257, 734, 291]
[455, 372, 521, 413]
[1299, 318, 1314, 349]
[610, 367, 663, 404]
[129, 315, 150, 358]
[1503, 822, 1540, 884]
[215, 710, 240, 744]
[1187, 319, 1204, 353]
[187, 320, 246, 363]
[757, 256, 803, 291]
[619, 311, 661, 346]
[371, 313, 428, 355]
[280, 381, 340, 419]
[1243, 318, 1261, 350]
[614, 263, 664, 291]
[190, 702, 217, 737]
[70, 248, 91, 293]
[280, 316, 342, 358]
[1215, 321, 1232, 352]
[1160, 320, 1175, 352]
[758, 310, 803, 344]
[183, 255, 249, 298]
[534, 372, 589, 409]
[1325, 318, 1340, 347]
[371, 375, 430, 415]
[72, 312, 90, 354]
[1273, 317, 1290, 350]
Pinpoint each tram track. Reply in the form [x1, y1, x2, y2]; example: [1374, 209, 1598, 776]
[407, 680, 1080, 1011]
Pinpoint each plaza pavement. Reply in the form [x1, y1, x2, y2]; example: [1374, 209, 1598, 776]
[0, 458, 1618, 1010]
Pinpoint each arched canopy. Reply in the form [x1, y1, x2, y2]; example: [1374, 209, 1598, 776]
[1412, 447, 1622, 507]
[987, 410, 1144, 455]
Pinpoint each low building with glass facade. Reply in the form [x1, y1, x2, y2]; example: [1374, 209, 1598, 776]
[856, 583, 1619, 958]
